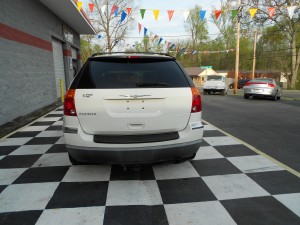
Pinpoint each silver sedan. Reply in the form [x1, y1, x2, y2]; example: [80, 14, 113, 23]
[243, 78, 282, 101]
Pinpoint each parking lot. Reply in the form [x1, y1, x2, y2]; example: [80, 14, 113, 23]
[0, 106, 300, 225]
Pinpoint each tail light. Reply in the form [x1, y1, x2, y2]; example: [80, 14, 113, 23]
[244, 82, 251, 86]
[64, 89, 77, 116]
[191, 87, 202, 113]
[268, 83, 275, 88]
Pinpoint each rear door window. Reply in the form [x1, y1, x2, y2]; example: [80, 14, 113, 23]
[73, 57, 190, 89]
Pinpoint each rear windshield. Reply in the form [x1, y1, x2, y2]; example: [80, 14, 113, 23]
[72, 58, 190, 89]
[251, 79, 273, 83]
[207, 75, 223, 81]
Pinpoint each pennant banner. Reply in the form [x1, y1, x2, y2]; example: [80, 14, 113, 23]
[88, 3, 94, 13]
[114, 7, 119, 16]
[110, 4, 118, 16]
[153, 10, 160, 21]
[287, 6, 297, 19]
[97, 34, 102, 39]
[167, 10, 174, 21]
[77, 1, 83, 11]
[140, 9, 146, 19]
[144, 27, 148, 36]
[183, 11, 190, 21]
[138, 23, 142, 34]
[231, 9, 238, 19]
[200, 10, 206, 21]
[158, 38, 163, 45]
[215, 10, 222, 20]
[120, 11, 127, 23]
[268, 7, 276, 18]
[126, 8, 132, 16]
[249, 8, 258, 19]
[101, 5, 106, 13]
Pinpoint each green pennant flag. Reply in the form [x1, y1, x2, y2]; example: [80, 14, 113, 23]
[232, 9, 238, 19]
[140, 9, 146, 19]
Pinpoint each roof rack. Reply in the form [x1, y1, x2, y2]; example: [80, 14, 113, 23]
[91, 52, 173, 58]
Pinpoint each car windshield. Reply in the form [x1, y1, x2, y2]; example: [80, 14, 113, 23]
[207, 75, 223, 81]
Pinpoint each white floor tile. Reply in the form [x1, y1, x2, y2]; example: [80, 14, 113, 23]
[0, 182, 59, 212]
[106, 180, 162, 206]
[47, 111, 63, 115]
[36, 130, 63, 137]
[194, 146, 224, 160]
[274, 193, 300, 217]
[55, 136, 65, 144]
[36, 207, 105, 225]
[227, 155, 284, 173]
[204, 124, 218, 131]
[52, 121, 63, 126]
[204, 136, 241, 146]
[9, 145, 52, 155]
[202, 174, 270, 200]
[0, 138, 32, 146]
[165, 201, 237, 225]
[0, 168, 27, 185]
[153, 161, 199, 180]
[63, 165, 111, 182]
[0, 156, 5, 160]
[20, 126, 48, 132]
[32, 153, 71, 167]
[37, 117, 61, 122]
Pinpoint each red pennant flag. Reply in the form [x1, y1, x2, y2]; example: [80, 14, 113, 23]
[268, 7, 276, 18]
[138, 23, 142, 34]
[88, 3, 94, 13]
[126, 8, 132, 16]
[152, 35, 158, 42]
[167, 10, 175, 21]
[167, 42, 171, 49]
[110, 4, 118, 16]
[215, 10, 222, 20]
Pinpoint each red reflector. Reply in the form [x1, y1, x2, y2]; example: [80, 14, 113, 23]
[191, 87, 202, 113]
[244, 82, 251, 86]
[64, 89, 77, 116]
[268, 83, 275, 88]
[127, 56, 141, 59]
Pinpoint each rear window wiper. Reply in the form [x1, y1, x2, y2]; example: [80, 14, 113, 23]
[135, 82, 169, 87]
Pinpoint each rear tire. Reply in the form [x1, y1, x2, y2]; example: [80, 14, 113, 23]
[244, 94, 249, 99]
[221, 90, 226, 96]
[203, 90, 207, 95]
[272, 92, 278, 101]
[68, 153, 83, 165]
[276, 96, 281, 100]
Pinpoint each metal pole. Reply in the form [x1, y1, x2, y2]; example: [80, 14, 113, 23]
[234, 0, 241, 95]
[251, 31, 257, 80]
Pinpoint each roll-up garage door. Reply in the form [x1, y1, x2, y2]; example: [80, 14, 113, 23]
[52, 39, 66, 98]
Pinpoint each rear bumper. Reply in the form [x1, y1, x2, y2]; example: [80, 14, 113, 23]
[244, 88, 276, 96]
[66, 140, 201, 164]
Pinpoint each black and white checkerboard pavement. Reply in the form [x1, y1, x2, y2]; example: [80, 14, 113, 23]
[0, 106, 300, 225]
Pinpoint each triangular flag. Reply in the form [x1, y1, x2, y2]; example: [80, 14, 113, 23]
[215, 10, 222, 20]
[287, 6, 297, 19]
[101, 5, 106, 13]
[97, 34, 102, 39]
[110, 4, 118, 16]
[153, 10, 160, 21]
[158, 38, 163, 45]
[200, 10, 206, 21]
[77, 1, 83, 11]
[120, 11, 127, 23]
[144, 27, 148, 36]
[126, 8, 132, 16]
[138, 23, 142, 34]
[152, 35, 158, 41]
[249, 8, 258, 19]
[170, 44, 175, 49]
[166, 42, 171, 49]
[114, 7, 119, 16]
[140, 9, 146, 19]
[183, 11, 190, 21]
[167, 10, 175, 21]
[231, 9, 238, 19]
[88, 3, 94, 13]
[268, 7, 276, 18]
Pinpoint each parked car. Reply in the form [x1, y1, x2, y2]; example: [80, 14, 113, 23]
[63, 52, 203, 165]
[203, 75, 227, 95]
[243, 78, 282, 101]
[229, 79, 251, 89]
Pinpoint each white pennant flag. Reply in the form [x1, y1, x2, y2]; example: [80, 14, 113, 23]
[287, 6, 297, 19]
[183, 11, 190, 21]
[101, 5, 107, 13]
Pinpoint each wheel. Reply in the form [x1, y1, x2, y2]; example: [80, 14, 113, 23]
[221, 90, 226, 96]
[229, 84, 233, 89]
[244, 94, 249, 99]
[68, 153, 83, 165]
[276, 96, 281, 100]
[208, 91, 211, 95]
[203, 90, 207, 95]
[272, 92, 278, 101]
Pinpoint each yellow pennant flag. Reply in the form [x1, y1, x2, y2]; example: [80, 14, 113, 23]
[249, 8, 258, 19]
[153, 10, 160, 21]
[77, 1, 83, 11]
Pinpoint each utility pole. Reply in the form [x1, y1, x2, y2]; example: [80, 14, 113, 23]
[234, 0, 241, 95]
[251, 30, 257, 80]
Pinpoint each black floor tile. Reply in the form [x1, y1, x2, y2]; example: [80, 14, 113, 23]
[157, 177, 217, 204]
[55, 109, 63, 111]
[45, 126, 62, 131]
[200, 140, 210, 147]
[104, 205, 169, 225]
[46, 144, 67, 153]
[247, 171, 300, 195]
[110, 165, 155, 180]
[44, 114, 62, 118]
[214, 145, 258, 157]
[58, 118, 63, 121]
[0, 146, 19, 156]
[0, 155, 41, 168]
[25, 137, 60, 145]
[203, 130, 226, 137]
[0, 211, 43, 225]
[8, 131, 40, 138]
[191, 158, 242, 176]
[221, 196, 300, 225]
[30, 121, 55, 126]
[13, 166, 69, 184]
[46, 182, 108, 208]
[0, 185, 7, 194]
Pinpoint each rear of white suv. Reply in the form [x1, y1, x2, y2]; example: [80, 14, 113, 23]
[63, 53, 203, 164]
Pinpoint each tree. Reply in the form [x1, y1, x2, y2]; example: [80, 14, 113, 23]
[126, 36, 165, 53]
[80, 35, 103, 63]
[89, 0, 135, 53]
[242, 0, 300, 88]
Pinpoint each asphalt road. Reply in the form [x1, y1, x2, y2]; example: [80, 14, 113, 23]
[201, 94, 300, 172]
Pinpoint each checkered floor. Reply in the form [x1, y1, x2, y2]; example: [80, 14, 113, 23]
[0, 106, 300, 225]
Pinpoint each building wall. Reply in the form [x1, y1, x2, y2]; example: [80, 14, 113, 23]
[0, 0, 81, 125]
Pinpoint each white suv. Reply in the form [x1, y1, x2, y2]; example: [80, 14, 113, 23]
[63, 52, 203, 164]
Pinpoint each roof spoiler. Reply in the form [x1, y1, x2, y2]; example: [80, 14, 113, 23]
[91, 52, 174, 58]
